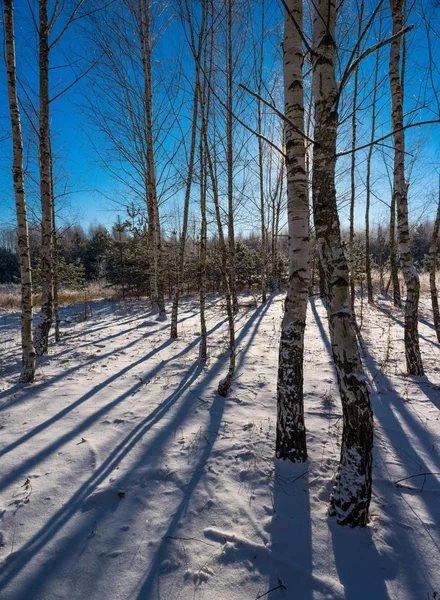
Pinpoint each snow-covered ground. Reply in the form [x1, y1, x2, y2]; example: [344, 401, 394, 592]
[0, 293, 439, 599]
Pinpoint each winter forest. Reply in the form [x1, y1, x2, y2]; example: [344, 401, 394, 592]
[1, 0, 440, 597]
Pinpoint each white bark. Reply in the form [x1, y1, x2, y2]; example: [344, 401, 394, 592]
[312, 0, 373, 527]
[5, 0, 36, 383]
[137, 0, 165, 319]
[226, 0, 238, 314]
[430, 178, 440, 343]
[276, 0, 309, 463]
[34, 0, 54, 356]
[389, 0, 423, 375]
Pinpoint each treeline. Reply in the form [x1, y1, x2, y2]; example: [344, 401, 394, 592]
[1, 219, 438, 294]
[0, 219, 289, 296]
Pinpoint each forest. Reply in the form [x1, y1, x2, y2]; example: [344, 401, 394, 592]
[1, 0, 440, 598]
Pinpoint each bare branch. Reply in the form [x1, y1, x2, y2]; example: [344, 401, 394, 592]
[238, 83, 315, 145]
[337, 120, 440, 157]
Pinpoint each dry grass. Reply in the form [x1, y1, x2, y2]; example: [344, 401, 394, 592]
[367, 271, 440, 296]
[0, 283, 120, 312]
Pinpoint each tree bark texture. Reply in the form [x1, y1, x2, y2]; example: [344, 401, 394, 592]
[34, 0, 54, 356]
[430, 179, 440, 343]
[312, 0, 373, 527]
[389, 0, 423, 375]
[170, 75, 199, 338]
[5, 0, 36, 383]
[226, 0, 238, 313]
[138, 0, 166, 319]
[365, 34, 381, 306]
[276, 0, 309, 463]
[200, 77, 236, 396]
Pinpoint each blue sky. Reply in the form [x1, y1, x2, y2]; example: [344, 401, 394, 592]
[0, 0, 439, 239]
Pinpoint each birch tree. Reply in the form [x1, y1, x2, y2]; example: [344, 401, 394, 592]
[349, 0, 364, 315]
[137, 0, 166, 319]
[312, 0, 373, 526]
[198, 22, 236, 396]
[429, 178, 440, 343]
[389, 0, 423, 375]
[4, 0, 36, 383]
[365, 28, 382, 306]
[256, 0, 267, 303]
[276, 0, 309, 462]
[226, 0, 238, 313]
[33, 0, 54, 356]
[170, 0, 204, 338]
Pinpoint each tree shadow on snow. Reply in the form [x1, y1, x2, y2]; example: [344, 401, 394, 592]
[0, 300, 272, 599]
[310, 297, 439, 599]
[266, 463, 313, 600]
[0, 316, 229, 485]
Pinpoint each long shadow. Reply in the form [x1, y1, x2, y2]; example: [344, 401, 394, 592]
[132, 299, 273, 599]
[413, 375, 440, 411]
[312, 298, 440, 597]
[0, 359, 204, 594]
[419, 316, 437, 333]
[1, 300, 271, 598]
[0, 317, 228, 478]
[375, 303, 439, 349]
[42, 306, 197, 364]
[0, 307, 212, 414]
[266, 463, 313, 600]
[0, 304, 200, 407]
[329, 520, 394, 600]
[133, 394, 225, 600]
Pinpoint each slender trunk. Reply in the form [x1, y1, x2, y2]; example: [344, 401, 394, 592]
[34, 0, 54, 356]
[50, 153, 60, 342]
[389, 0, 423, 375]
[390, 191, 401, 306]
[200, 73, 235, 397]
[312, 0, 373, 527]
[170, 75, 199, 338]
[349, 0, 364, 314]
[138, 0, 165, 319]
[365, 74, 381, 304]
[271, 161, 283, 294]
[257, 4, 267, 304]
[378, 225, 385, 293]
[430, 179, 440, 343]
[258, 114, 267, 302]
[52, 202, 61, 342]
[274, 167, 283, 290]
[226, 0, 238, 313]
[276, 0, 309, 462]
[199, 129, 208, 363]
[5, 0, 36, 383]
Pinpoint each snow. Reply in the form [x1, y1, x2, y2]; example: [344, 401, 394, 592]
[0, 293, 440, 599]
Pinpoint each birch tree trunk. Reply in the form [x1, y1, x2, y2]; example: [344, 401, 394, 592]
[312, 0, 373, 527]
[389, 0, 423, 375]
[349, 0, 364, 315]
[5, 0, 36, 383]
[226, 0, 238, 314]
[365, 35, 381, 305]
[199, 130, 208, 363]
[257, 111, 267, 303]
[170, 76, 199, 338]
[389, 196, 401, 306]
[257, 1, 267, 303]
[34, 0, 54, 356]
[199, 65, 236, 396]
[138, 0, 166, 319]
[51, 154, 61, 343]
[276, 0, 309, 463]
[430, 179, 440, 343]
